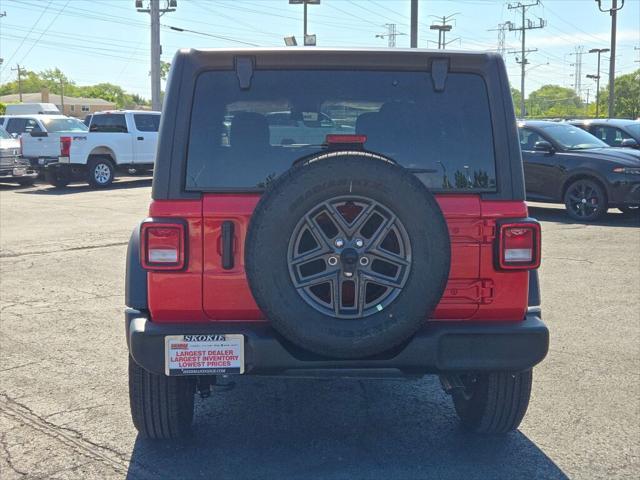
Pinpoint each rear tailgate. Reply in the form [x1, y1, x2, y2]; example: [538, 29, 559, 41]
[21, 132, 62, 159]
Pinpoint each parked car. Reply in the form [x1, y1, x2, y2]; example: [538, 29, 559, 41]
[518, 120, 640, 219]
[0, 126, 37, 186]
[4, 103, 60, 115]
[0, 114, 88, 170]
[45, 110, 160, 188]
[265, 111, 354, 145]
[125, 48, 548, 439]
[568, 119, 640, 149]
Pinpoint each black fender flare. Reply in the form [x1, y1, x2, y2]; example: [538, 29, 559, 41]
[125, 223, 148, 310]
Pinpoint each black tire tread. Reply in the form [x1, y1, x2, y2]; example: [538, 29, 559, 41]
[563, 178, 607, 221]
[245, 154, 451, 358]
[128, 356, 195, 439]
[453, 370, 532, 434]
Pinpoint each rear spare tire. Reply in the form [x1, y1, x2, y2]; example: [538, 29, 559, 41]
[245, 153, 450, 358]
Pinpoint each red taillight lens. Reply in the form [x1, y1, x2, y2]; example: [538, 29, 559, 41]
[497, 222, 541, 270]
[60, 136, 71, 156]
[325, 134, 367, 145]
[140, 221, 186, 270]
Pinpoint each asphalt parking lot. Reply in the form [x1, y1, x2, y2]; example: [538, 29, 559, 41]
[0, 177, 638, 480]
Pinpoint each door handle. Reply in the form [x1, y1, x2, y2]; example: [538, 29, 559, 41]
[221, 221, 235, 270]
[137, 136, 144, 140]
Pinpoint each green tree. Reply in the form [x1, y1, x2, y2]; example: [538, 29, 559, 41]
[510, 87, 522, 117]
[160, 61, 171, 81]
[526, 85, 582, 118]
[597, 69, 640, 119]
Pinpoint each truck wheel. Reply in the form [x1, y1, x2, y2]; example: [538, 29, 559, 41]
[128, 356, 196, 439]
[449, 370, 533, 434]
[245, 153, 450, 358]
[563, 178, 607, 221]
[87, 156, 115, 188]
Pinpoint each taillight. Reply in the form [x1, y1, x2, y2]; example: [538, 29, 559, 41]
[496, 221, 541, 270]
[140, 220, 186, 270]
[60, 136, 72, 156]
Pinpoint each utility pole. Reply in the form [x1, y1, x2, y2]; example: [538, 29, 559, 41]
[60, 78, 64, 111]
[595, 0, 624, 117]
[429, 13, 458, 49]
[587, 47, 609, 118]
[11, 64, 23, 102]
[376, 24, 405, 48]
[410, 0, 418, 48]
[508, 1, 546, 118]
[569, 46, 585, 97]
[136, 0, 176, 112]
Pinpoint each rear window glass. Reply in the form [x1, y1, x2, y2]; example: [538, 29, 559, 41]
[134, 114, 160, 132]
[90, 114, 128, 133]
[42, 118, 88, 133]
[186, 70, 496, 191]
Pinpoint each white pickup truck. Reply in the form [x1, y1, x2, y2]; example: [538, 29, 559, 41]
[0, 114, 89, 170]
[20, 110, 160, 188]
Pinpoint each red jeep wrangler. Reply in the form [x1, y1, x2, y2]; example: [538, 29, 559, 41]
[125, 48, 548, 439]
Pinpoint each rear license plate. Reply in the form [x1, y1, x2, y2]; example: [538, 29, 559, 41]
[165, 334, 244, 376]
[12, 167, 26, 176]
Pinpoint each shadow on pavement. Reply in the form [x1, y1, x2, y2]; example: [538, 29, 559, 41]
[528, 205, 639, 228]
[125, 376, 567, 480]
[11, 177, 152, 195]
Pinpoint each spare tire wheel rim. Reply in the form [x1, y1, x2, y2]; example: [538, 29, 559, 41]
[287, 195, 411, 319]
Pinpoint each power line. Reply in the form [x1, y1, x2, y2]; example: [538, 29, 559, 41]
[16, 0, 69, 67]
[165, 25, 260, 47]
[0, 0, 51, 73]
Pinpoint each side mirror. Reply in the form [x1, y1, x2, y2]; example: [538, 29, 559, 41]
[10, 133, 19, 139]
[30, 131, 48, 138]
[621, 138, 639, 148]
[534, 140, 554, 153]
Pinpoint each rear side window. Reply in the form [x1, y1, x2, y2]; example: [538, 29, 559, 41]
[592, 125, 632, 147]
[5, 118, 42, 134]
[42, 118, 88, 133]
[134, 114, 160, 132]
[90, 114, 128, 133]
[186, 70, 497, 191]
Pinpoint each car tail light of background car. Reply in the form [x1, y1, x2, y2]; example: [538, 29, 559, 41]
[496, 221, 541, 270]
[60, 136, 72, 157]
[140, 220, 186, 270]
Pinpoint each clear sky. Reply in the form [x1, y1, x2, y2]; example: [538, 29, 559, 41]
[0, 0, 638, 99]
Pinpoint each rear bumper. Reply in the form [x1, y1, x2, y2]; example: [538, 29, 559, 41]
[0, 163, 38, 180]
[126, 309, 549, 376]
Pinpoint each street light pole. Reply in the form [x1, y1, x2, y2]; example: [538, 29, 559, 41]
[595, 0, 625, 117]
[587, 48, 609, 118]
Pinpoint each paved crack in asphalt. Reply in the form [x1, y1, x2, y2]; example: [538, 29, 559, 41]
[0, 394, 156, 479]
